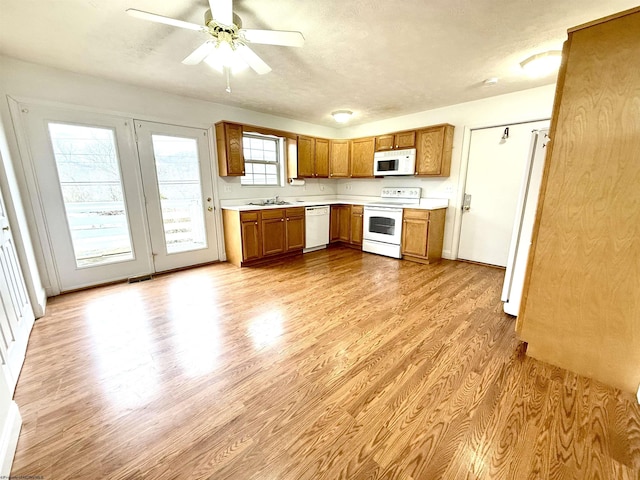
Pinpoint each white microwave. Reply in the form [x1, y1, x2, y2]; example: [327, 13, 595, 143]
[373, 148, 416, 176]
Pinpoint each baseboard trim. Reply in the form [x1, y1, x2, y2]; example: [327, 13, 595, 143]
[0, 401, 22, 477]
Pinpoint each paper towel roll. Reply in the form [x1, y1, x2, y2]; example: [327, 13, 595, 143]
[288, 178, 306, 186]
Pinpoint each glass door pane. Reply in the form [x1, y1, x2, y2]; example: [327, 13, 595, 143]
[150, 135, 206, 254]
[134, 120, 219, 272]
[48, 123, 134, 267]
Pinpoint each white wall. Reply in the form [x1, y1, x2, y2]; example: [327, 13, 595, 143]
[338, 84, 557, 258]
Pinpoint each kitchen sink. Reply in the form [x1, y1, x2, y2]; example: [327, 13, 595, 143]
[247, 200, 291, 206]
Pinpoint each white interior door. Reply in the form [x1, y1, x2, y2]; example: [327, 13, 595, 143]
[0, 183, 34, 393]
[21, 105, 153, 291]
[458, 120, 549, 267]
[134, 121, 219, 272]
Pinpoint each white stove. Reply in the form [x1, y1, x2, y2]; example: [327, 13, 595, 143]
[363, 187, 421, 258]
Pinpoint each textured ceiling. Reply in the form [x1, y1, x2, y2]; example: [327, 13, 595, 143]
[0, 0, 638, 127]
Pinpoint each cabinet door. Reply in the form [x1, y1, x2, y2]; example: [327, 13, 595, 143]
[401, 214, 429, 258]
[215, 122, 245, 176]
[350, 205, 363, 245]
[330, 206, 341, 242]
[415, 125, 454, 176]
[286, 214, 305, 251]
[350, 137, 375, 177]
[329, 140, 350, 177]
[338, 206, 351, 242]
[241, 219, 261, 261]
[261, 209, 285, 256]
[395, 130, 416, 149]
[297, 135, 315, 178]
[375, 134, 395, 151]
[315, 138, 330, 178]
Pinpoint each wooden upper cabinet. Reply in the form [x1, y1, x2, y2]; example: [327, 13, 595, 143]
[375, 134, 395, 151]
[215, 122, 245, 176]
[415, 124, 454, 177]
[297, 135, 315, 178]
[350, 137, 375, 178]
[329, 140, 350, 178]
[375, 130, 416, 151]
[314, 138, 330, 178]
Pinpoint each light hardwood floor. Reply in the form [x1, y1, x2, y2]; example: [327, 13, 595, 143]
[11, 247, 640, 479]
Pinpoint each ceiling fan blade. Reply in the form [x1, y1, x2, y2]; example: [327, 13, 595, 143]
[182, 41, 216, 65]
[126, 9, 207, 32]
[241, 29, 305, 47]
[208, 0, 233, 25]
[235, 45, 272, 75]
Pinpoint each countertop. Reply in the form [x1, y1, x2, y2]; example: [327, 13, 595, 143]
[221, 197, 449, 211]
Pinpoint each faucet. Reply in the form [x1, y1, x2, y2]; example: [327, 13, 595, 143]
[274, 195, 280, 204]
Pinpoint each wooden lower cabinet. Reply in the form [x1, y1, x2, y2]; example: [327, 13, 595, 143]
[222, 207, 305, 266]
[401, 208, 446, 264]
[350, 205, 363, 246]
[240, 213, 261, 262]
[261, 209, 286, 256]
[285, 208, 305, 251]
[330, 204, 363, 248]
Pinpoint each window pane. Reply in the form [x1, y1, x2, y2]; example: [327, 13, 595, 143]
[151, 135, 207, 254]
[241, 135, 280, 187]
[48, 123, 134, 267]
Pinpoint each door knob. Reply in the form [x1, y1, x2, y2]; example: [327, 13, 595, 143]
[207, 206, 213, 212]
[207, 197, 212, 202]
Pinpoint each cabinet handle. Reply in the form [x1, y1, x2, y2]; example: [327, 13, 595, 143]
[281, 218, 284, 222]
[255, 222, 258, 225]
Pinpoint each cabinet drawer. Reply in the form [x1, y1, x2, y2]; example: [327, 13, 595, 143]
[240, 211, 259, 222]
[285, 207, 305, 218]
[351, 204, 363, 215]
[403, 209, 429, 220]
[261, 208, 285, 220]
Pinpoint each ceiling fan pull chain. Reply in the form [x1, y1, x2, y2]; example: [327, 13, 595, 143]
[225, 67, 232, 93]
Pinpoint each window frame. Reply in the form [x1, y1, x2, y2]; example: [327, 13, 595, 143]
[241, 132, 283, 187]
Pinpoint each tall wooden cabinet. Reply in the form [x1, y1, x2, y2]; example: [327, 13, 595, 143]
[215, 121, 245, 176]
[517, 7, 640, 394]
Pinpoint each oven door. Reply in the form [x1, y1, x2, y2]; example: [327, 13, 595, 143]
[363, 206, 403, 245]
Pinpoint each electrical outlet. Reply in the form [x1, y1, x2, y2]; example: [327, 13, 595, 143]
[345, 184, 352, 191]
[223, 185, 232, 193]
[444, 185, 454, 195]
[319, 185, 325, 191]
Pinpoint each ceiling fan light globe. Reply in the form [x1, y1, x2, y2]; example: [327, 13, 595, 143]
[204, 43, 249, 74]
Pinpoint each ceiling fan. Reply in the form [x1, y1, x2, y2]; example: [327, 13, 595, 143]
[127, 0, 304, 91]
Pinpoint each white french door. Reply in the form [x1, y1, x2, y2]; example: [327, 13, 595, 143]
[19, 105, 219, 292]
[134, 121, 218, 272]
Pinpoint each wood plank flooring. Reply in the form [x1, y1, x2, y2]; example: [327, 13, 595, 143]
[11, 247, 640, 479]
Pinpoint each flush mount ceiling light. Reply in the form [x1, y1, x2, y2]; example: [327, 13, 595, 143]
[331, 110, 353, 123]
[520, 50, 562, 77]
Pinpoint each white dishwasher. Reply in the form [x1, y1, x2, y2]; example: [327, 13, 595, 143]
[304, 206, 330, 253]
